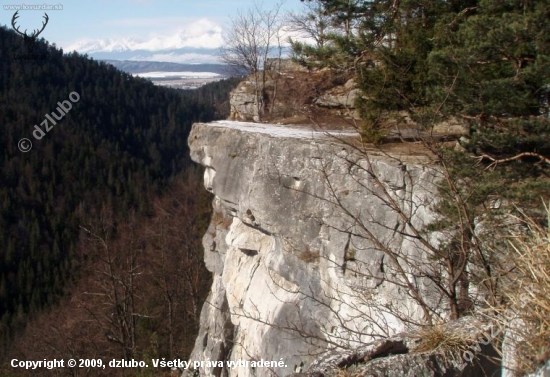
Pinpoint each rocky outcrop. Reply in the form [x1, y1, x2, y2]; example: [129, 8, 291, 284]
[187, 120, 453, 377]
[228, 80, 259, 122]
[227, 65, 358, 122]
[227, 69, 469, 140]
[314, 78, 361, 110]
[290, 317, 499, 377]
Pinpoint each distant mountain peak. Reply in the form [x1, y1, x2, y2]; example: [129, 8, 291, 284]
[65, 18, 223, 60]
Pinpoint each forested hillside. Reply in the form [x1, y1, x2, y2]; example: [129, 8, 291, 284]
[0, 25, 238, 367]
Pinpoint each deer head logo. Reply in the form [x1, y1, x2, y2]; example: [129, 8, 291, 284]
[11, 11, 49, 53]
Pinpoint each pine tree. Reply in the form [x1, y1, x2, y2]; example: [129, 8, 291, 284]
[427, 0, 550, 155]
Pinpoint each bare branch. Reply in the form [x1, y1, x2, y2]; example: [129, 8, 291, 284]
[473, 152, 550, 170]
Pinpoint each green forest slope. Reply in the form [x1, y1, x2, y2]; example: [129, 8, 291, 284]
[0, 25, 238, 365]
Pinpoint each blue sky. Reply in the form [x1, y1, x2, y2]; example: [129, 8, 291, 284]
[1, 0, 304, 61]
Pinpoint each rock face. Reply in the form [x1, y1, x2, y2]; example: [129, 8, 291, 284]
[314, 79, 361, 109]
[187, 120, 446, 377]
[228, 80, 260, 122]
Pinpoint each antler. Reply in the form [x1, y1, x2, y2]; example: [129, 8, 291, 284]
[31, 13, 49, 38]
[10, 11, 49, 38]
[11, 11, 26, 37]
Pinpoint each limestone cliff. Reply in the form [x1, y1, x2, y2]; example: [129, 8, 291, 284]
[187, 120, 444, 377]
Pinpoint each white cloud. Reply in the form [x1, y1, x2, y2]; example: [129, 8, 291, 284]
[65, 18, 223, 53]
[177, 18, 223, 49]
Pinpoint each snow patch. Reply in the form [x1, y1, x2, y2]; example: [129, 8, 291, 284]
[208, 120, 359, 140]
[133, 71, 221, 78]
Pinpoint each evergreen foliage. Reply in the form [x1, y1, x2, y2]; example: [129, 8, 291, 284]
[296, 0, 550, 151]
[294, 0, 550, 214]
[428, 0, 550, 155]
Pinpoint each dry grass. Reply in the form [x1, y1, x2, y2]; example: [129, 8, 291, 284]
[298, 246, 320, 263]
[411, 323, 477, 356]
[334, 367, 363, 377]
[344, 247, 357, 262]
[490, 204, 550, 374]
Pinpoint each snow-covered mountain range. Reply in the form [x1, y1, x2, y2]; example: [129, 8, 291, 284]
[65, 18, 223, 64]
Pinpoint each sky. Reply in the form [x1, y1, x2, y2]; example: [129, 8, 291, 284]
[0, 0, 305, 63]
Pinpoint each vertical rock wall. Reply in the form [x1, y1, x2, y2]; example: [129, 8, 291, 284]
[187, 121, 441, 377]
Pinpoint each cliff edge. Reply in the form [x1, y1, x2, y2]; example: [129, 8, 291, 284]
[187, 120, 452, 377]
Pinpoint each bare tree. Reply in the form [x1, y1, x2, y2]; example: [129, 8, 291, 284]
[147, 178, 212, 359]
[78, 208, 148, 361]
[286, 0, 331, 49]
[220, 1, 284, 121]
